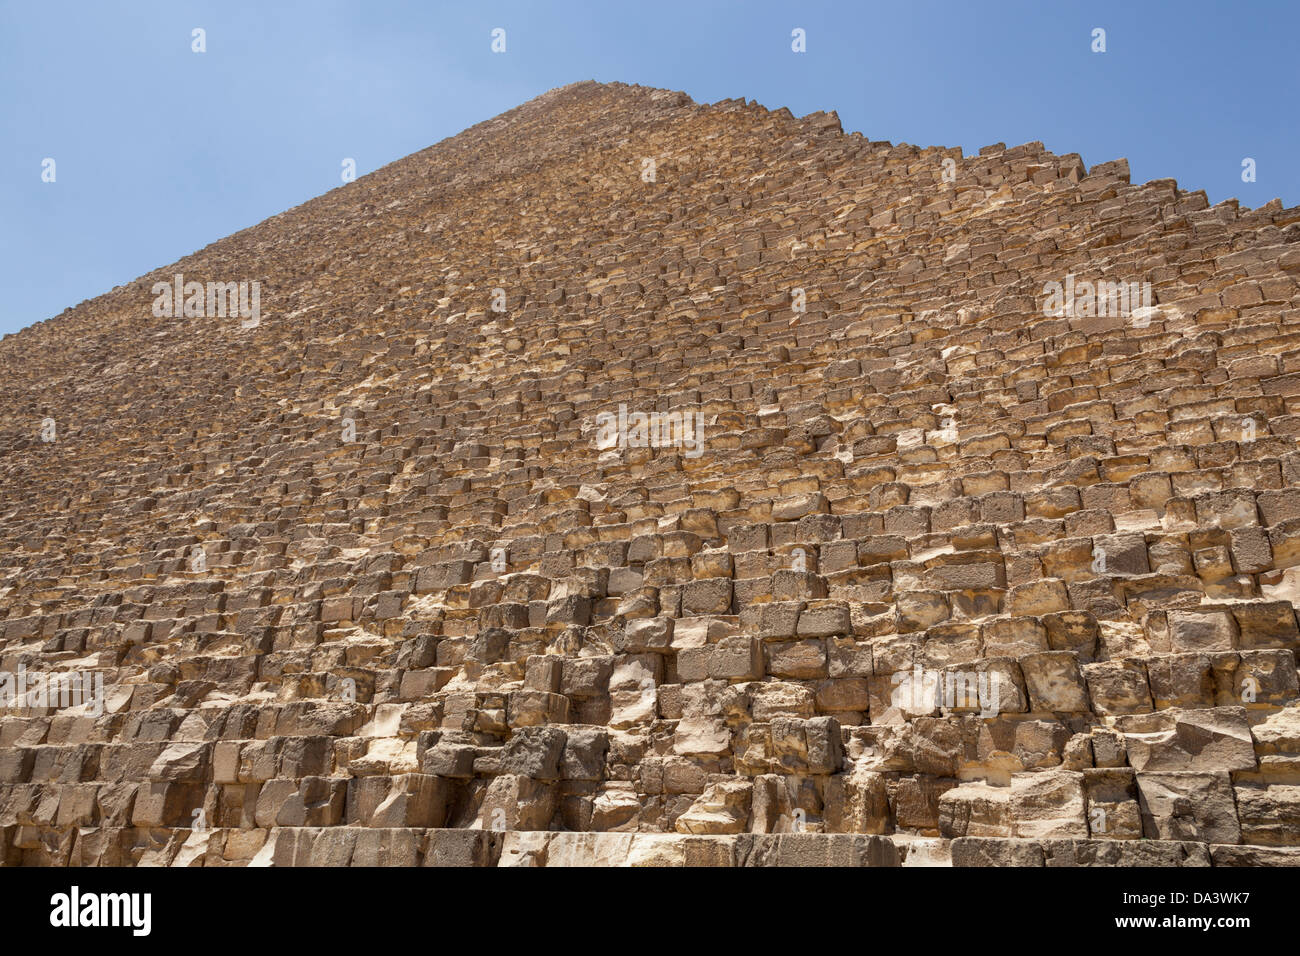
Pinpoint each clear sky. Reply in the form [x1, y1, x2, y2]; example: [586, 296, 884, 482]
[1, 0, 1296, 337]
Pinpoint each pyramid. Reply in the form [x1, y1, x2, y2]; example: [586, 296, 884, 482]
[3, 80, 1300, 867]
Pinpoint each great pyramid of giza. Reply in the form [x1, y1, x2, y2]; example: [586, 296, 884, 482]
[3, 80, 1299, 867]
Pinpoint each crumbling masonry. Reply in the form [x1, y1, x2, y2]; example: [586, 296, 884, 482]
[3, 81, 1300, 866]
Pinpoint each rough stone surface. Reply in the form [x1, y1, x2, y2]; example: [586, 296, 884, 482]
[2, 80, 1299, 866]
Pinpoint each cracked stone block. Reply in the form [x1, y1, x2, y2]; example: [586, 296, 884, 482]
[1136, 771, 1241, 844]
[1116, 706, 1257, 772]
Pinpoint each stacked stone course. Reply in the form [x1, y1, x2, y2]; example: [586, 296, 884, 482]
[2, 81, 1300, 866]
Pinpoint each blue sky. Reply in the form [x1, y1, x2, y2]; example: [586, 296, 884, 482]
[1, 0, 1295, 337]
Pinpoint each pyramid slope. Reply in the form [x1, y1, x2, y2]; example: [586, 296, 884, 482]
[2, 81, 1300, 866]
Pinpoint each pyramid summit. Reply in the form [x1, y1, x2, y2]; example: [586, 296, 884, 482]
[3, 80, 1300, 867]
